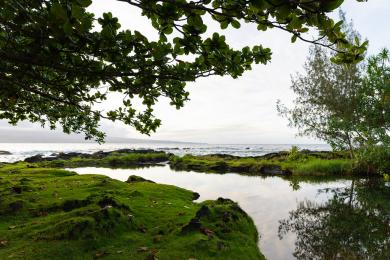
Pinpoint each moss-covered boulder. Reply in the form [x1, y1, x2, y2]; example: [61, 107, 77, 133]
[0, 164, 263, 259]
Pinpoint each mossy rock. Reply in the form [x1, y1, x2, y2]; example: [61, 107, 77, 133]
[0, 164, 263, 259]
[126, 175, 155, 183]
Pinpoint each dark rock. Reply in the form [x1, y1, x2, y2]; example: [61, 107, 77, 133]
[181, 218, 202, 233]
[223, 211, 231, 222]
[90, 151, 107, 158]
[22, 149, 169, 164]
[97, 196, 130, 212]
[260, 165, 291, 175]
[257, 151, 289, 160]
[206, 154, 240, 159]
[62, 198, 91, 212]
[217, 197, 233, 204]
[24, 154, 44, 163]
[11, 186, 22, 194]
[192, 192, 200, 200]
[200, 227, 214, 238]
[182, 205, 211, 234]
[56, 152, 83, 160]
[126, 175, 155, 183]
[0, 150, 11, 155]
[210, 161, 228, 172]
[195, 205, 210, 219]
[9, 200, 24, 212]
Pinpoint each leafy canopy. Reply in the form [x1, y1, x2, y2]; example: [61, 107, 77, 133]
[0, 0, 367, 141]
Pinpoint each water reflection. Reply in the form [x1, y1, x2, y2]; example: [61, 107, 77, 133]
[69, 166, 387, 259]
[278, 179, 390, 259]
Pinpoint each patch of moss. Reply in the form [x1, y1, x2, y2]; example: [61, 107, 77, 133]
[0, 164, 263, 259]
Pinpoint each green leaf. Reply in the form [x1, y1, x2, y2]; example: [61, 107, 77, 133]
[257, 23, 267, 31]
[291, 34, 298, 43]
[220, 21, 229, 29]
[77, 0, 92, 7]
[320, 0, 344, 12]
[71, 5, 84, 19]
[250, 0, 265, 10]
[231, 20, 241, 29]
[63, 21, 72, 35]
[51, 3, 67, 21]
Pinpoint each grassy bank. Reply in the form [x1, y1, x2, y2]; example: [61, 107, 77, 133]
[0, 164, 263, 259]
[169, 151, 355, 176]
[32, 150, 170, 168]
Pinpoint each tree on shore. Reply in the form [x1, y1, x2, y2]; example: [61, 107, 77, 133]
[276, 12, 390, 159]
[277, 43, 364, 158]
[278, 45, 390, 160]
[0, 0, 367, 141]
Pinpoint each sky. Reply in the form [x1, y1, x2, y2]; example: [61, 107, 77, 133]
[1, 0, 389, 144]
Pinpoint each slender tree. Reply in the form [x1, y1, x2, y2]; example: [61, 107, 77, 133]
[277, 12, 367, 158]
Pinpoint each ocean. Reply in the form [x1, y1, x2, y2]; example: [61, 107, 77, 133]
[0, 143, 331, 163]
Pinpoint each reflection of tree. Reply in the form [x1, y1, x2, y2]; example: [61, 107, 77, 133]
[279, 179, 390, 259]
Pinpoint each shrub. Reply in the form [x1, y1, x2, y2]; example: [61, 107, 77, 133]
[287, 145, 300, 161]
[356, 145, 390, 175]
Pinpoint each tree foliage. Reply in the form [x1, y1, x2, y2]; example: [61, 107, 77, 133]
[277, 44, 364, 156]
[0, 0, 367, 141]
[359, 49, 390, 146]
[278, 45, 389, 158]
[277, 12, 390, 159]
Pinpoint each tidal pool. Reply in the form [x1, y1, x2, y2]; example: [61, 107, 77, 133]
[70, 166, 390, 259]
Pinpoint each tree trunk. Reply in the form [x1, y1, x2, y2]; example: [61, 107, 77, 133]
[346, 132, 355, 159]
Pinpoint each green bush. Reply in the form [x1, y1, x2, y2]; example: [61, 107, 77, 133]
[356, 145, 390, 174]
[287, 145, 300, 161]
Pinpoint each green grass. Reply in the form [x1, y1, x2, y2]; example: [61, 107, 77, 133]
[293, 159, 353, 176]
[0, 164, 263, 259]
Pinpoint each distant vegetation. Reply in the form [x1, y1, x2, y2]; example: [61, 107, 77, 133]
[16, 148, 386, 177]
[19, 149, 363, 177]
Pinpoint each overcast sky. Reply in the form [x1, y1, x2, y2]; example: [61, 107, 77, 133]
[1, 0, 389, 144]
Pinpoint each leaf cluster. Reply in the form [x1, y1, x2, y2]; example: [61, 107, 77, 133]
[0, 0, 367, 140]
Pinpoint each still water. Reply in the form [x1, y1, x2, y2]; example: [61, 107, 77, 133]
[67, 166, 390, 259]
